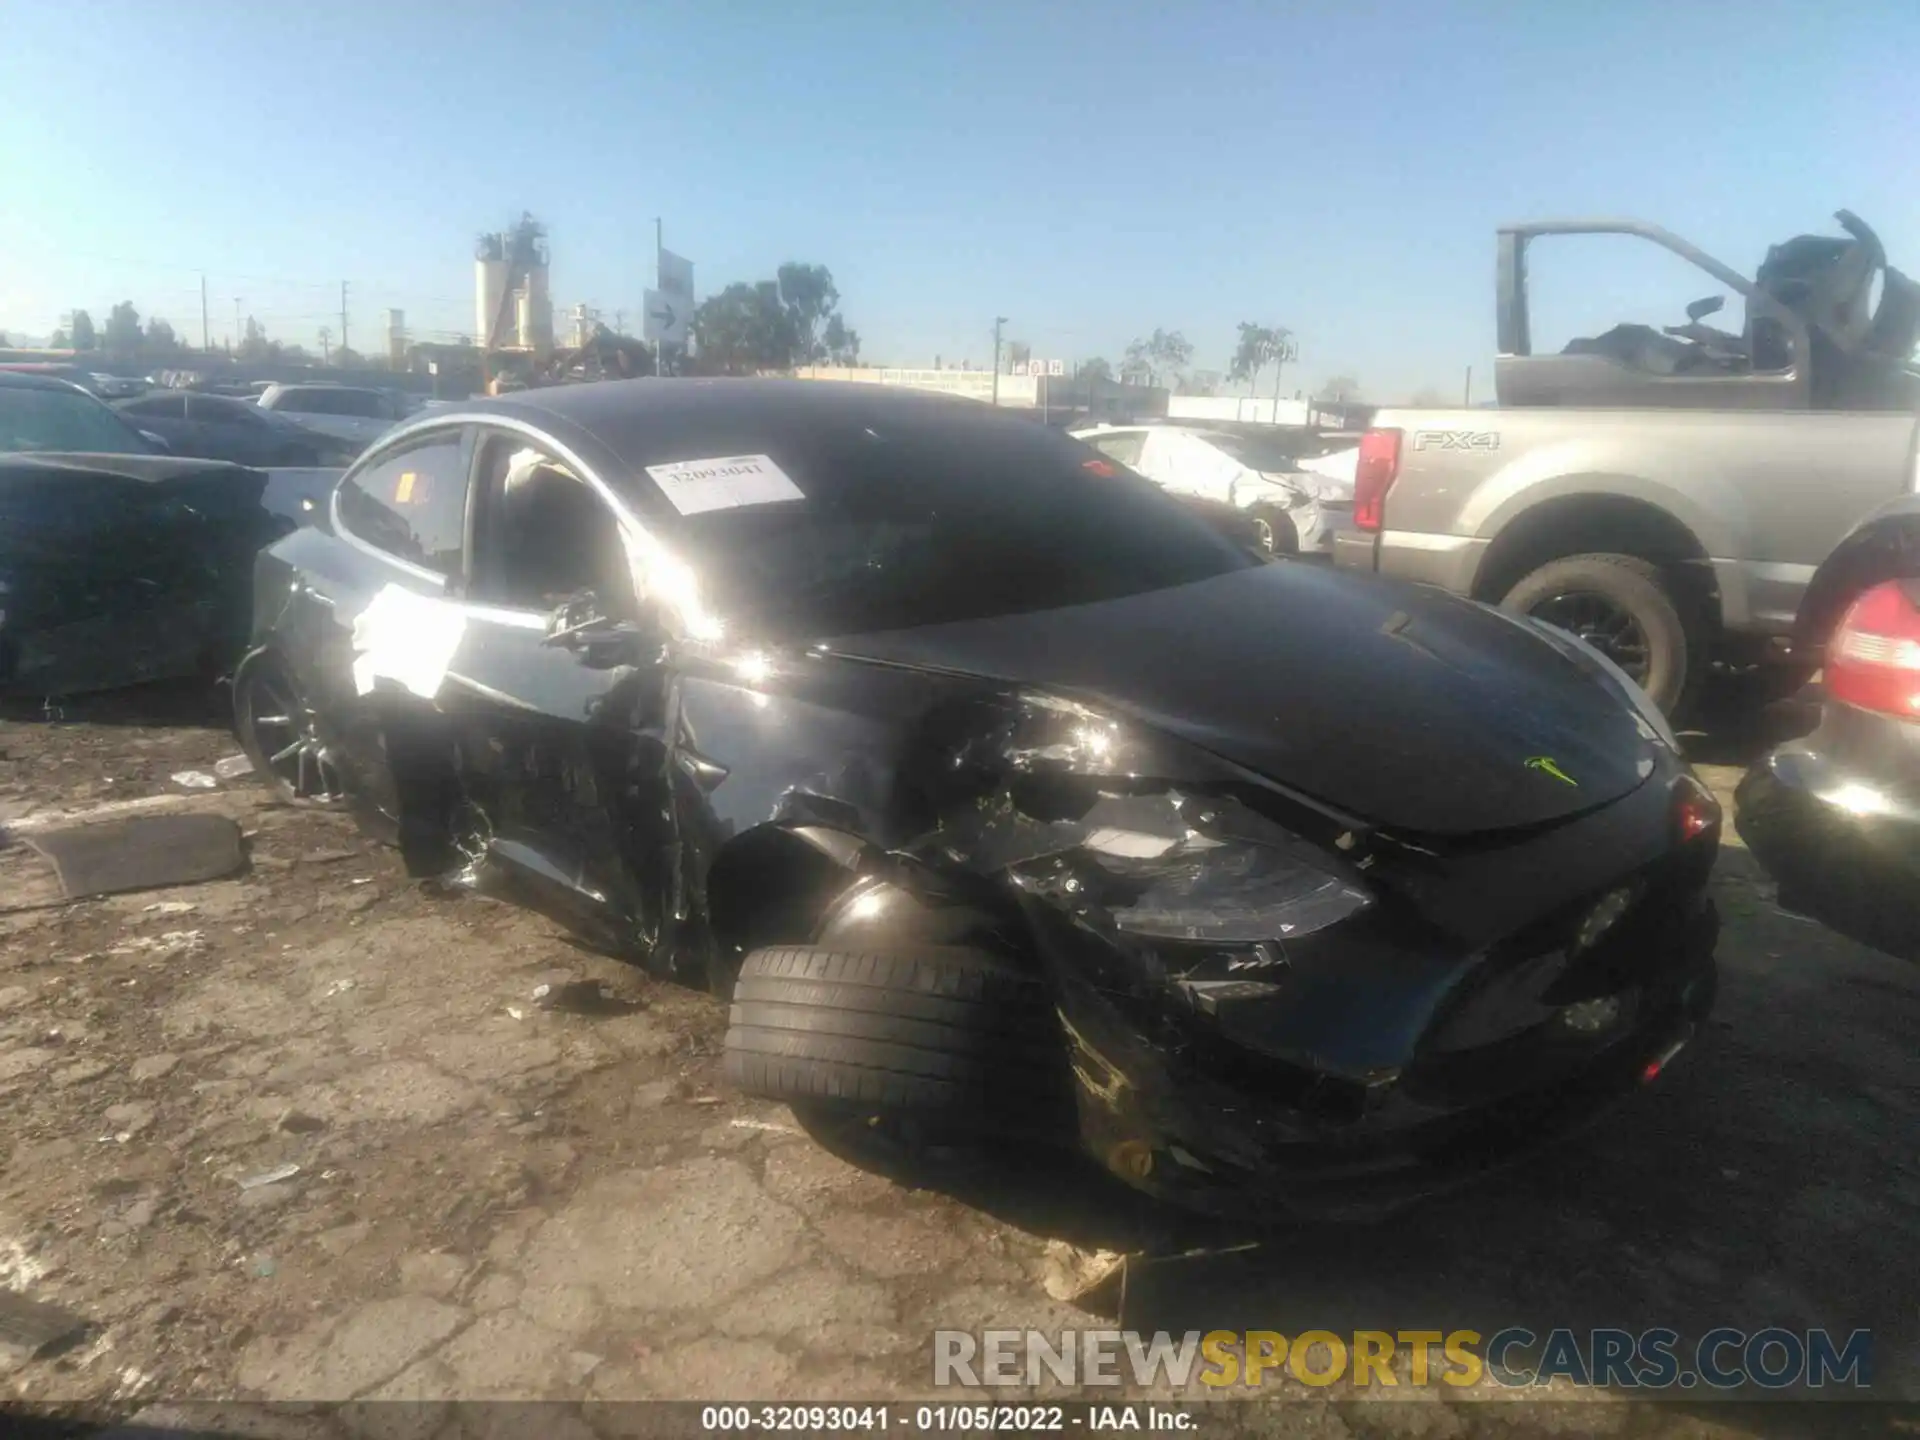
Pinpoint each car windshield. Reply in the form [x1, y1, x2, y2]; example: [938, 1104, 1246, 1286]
[1201, 430, 1307, 472]
[0, 387, 149, 455]
[657, 413, 1259, 637]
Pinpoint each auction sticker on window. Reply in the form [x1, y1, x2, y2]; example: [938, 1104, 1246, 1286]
[645, 454, 805, 517]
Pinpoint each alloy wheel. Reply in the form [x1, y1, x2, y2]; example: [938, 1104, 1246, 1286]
[1528, 590, 1654, 686]
[242, 667, 346, 803]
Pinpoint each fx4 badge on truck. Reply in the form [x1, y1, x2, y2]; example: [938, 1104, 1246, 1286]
[1412, 430, 1501, 452]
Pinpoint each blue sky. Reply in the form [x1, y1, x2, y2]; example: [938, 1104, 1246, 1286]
[2, 0, 1914, 400]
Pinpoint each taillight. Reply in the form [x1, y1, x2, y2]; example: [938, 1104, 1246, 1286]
[1827, 581, 1920, 717]
[1353, 428, 1402, 532]
[1673, 774, 1720, 843]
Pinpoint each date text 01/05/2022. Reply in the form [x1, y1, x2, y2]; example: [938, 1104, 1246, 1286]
[698, 1405, 1198, 1431]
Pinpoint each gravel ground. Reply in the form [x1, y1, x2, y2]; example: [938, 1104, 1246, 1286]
[0, 684, 1915, 1439]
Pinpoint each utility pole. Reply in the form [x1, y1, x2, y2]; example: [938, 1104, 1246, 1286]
[614, 309, 625, 336]
[1463, 365, 1473, 406]
[991, 317, 1007, 406]
[318, 327, 331, 364]
[339, 282, 349, 357]
[200, 274, 209, 352]
[654, 218, 669, 374]
[233, 298, 243, 352]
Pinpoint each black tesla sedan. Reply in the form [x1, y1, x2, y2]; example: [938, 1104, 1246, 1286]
[114, 389, 362, 468]
[236, 378, 1721, 1217]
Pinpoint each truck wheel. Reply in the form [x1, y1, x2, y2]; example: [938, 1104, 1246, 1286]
[722, 945, 1075, 1138]
[1500, 553, 1697, 717]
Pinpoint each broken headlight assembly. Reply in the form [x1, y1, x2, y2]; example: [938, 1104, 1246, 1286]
[948, 692, 1376, 1002]
[1010, 791, 1374, 947]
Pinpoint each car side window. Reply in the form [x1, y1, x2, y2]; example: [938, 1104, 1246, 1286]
[334, 433, 469, 576]
[128, 394, 188, 420]
[190, 397, 253, 425]
[466, 430, 639, 617]
[1087, 431, 1146, 467]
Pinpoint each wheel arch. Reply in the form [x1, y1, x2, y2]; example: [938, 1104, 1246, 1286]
[703, 823, 868, 974]
[1471, 493, 1719, 625]
[701, 821, 1034, 993]
[1795, 511, 1920, 652]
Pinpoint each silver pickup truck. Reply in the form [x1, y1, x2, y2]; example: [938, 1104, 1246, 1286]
[1334, 212, 1920, 716]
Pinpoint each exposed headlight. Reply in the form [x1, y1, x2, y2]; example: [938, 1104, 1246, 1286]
[1559, 995, 1624, 1033]
[1013, 792, 1372, 944]
[1571, 884, 1638, 953]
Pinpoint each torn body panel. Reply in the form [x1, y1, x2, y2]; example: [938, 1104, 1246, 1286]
[0, 455, 332, 698]
[660, 654, 1718, 1212]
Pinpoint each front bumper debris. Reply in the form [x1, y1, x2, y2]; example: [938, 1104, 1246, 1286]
[1045, 885, 1719, 1223]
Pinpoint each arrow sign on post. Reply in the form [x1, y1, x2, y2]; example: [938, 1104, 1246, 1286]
[643, 288, 688, 346]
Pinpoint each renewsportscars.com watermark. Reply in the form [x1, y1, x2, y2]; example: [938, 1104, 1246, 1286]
[934, 1328, 1872, 1392]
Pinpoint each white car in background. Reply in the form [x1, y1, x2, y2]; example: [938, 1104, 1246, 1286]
[255, 384, 414, 448]
[1072, 422, 1358, 558]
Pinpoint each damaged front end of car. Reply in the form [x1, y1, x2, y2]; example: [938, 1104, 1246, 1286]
[889, 687, 1718, 1219]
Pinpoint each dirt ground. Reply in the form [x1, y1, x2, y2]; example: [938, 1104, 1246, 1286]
[1, 683, 1916, 1438]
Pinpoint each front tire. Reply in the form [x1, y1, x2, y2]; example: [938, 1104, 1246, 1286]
[233, 651, 348, 803]
[722, 944, 1076, 1141]
[1501, 553, 1698, 718]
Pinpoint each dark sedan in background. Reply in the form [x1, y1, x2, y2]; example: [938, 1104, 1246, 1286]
[234, 377, 1722, 1218]
[1739, 494, 1920, 962]
[0, 370, 338, 698]
[116, 388, 361, 467]
[0, 368, 165, 456]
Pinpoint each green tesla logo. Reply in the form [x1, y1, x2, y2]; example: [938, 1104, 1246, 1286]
[1526, 756, 1578, 787]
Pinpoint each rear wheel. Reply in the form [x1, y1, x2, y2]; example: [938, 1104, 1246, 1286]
[1501, 553, 1698, 717]
[1246, 504, 1298, 557]
[722, 944, 1077, 1144]
[233, 653, 347, 803]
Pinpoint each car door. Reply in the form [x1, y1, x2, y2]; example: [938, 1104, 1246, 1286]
[1185, 435, 1254, 504]
[1137, 429, 1202, 495]
[186, 395, 270, 465]
[120, 393, 193, 452]
[272, 425, 475, 838]
[428, 424, 676, 956]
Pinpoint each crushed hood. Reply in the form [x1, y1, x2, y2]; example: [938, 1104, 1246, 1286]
[827, 562, 1658, 837]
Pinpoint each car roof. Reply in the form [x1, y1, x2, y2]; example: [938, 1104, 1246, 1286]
[0, 453, 253, 485]
[443, 378, 1066, 473]
[0, 369, 95, 395]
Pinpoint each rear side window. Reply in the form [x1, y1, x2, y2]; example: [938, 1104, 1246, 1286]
[126, 394, 189, 419]
[339, 391, 388, 418]
[1085, 430, 1146, 467]
[296, 389, 389, 418]
[189, 396, 255, 424]
[335, 433, 469, 575]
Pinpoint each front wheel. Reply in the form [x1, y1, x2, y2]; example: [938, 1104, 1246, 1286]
[722, 944, 1078, 1140]
[1500, 553, 1698, 718]
[233, 652, 349, 803]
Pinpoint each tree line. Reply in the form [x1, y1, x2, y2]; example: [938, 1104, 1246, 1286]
[685, 262, 861, 376]
[40, 285, 1395, 403]
[1066, 323, 1363, 404]
[48, 301, 376, 368]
